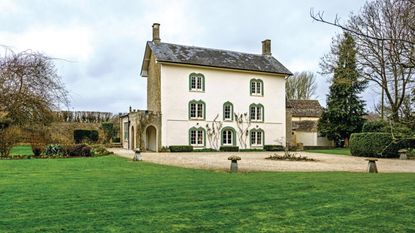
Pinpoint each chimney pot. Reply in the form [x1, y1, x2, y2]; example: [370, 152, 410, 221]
[152, 23, 160, 44]
[262, 39, 271, 56]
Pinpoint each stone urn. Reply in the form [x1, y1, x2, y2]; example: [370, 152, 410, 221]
[228, 155, 241, 173]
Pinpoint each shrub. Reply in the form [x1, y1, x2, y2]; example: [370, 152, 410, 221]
[44, 144, 63, 157]
[73, 129, 99, 144]
[0, 126, 17, 158]
[194, 148, 218, 152]
[219, 146, 239, 152]
[349, 133, 415, 158]
[31, 143, 44, 157]
[101, 122, 114, 143]
[264, 145, 284, 151]
[362, 120, 388, 132]
[63, 144, 92, 157]
[91, 144, 113, 156]
[112, 137, 121, 143]
[169, 145, 193, 152]
[239, 148, 264, 152]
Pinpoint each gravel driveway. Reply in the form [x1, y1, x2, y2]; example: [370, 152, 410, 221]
[109, 148, 415, 173]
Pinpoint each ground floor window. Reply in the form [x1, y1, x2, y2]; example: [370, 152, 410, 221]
[250, 129, 264, 146]
[189, 127, 205, 146]
[221, 127, 236, 146]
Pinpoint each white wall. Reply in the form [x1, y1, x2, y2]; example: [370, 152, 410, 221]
[295, 132, 317, 146]
[160, 64, 287, 149]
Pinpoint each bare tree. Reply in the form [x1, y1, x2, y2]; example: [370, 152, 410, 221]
[286, 71, 317, 100]
[234, 113, 251, 149]
[0, 49, 69, 126]
[313, 0, 415, 121]
[206, 115, 223, 150]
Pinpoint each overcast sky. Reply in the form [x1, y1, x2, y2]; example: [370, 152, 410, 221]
[0, 0, 377, 113]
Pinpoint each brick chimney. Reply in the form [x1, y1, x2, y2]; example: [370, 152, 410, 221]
[262, 39, 271, 56]
[152, 23, 160, 44]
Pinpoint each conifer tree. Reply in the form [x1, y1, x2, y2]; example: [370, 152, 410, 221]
[318, 33, 367, 147]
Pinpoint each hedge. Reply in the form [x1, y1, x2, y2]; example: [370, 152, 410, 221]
[349, 133, 415, 158]
[264, 145, 284, 151]
[169, 145, 193, 152]
[219, 146, 239, 152]
[73, 129, 99, 144]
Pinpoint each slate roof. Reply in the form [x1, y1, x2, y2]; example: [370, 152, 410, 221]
[287, 100, 323, 118]
[144, 41, 292, 76]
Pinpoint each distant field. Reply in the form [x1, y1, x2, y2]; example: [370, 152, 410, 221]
[305, 148, 351, 156]
[1, 155, 414, 232]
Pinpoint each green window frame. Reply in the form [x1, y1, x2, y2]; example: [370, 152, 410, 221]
[189, 73, 205, 92]
[223, 101, 234, 121]
[250, 128, 264, 147]
[249, 103, 264, 122]
[188, 100, 206, 120]
[188, 127, 206, 147]
[249, 79, 264, 96]
[221, 127, 236, 146]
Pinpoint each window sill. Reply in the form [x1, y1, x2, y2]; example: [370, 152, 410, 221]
[223, 119, 233, 122]
[250, 94, 264, 97]
[189, 90, 205, 93]
[189, 118, 205, 121]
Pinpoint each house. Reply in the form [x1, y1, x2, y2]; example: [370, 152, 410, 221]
[286, 99, 333, 147]
[120, 23, 292, 151]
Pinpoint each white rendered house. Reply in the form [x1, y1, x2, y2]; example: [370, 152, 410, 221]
[120, 23, 292, 151]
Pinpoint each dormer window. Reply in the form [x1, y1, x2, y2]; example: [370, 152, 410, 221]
[250, 79, 263, 96]
[189, 73, 205, 92]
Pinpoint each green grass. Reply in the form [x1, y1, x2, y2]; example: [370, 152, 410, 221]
[10, 145, 33, 156]
[306, 147, 351, 156]
[1, 156, 414, 232]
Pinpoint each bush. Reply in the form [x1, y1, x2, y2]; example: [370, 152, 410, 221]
[44, 144, 63, 157]
[169, 145, 193, 152]
[194, 148, 218, 152]
[91, 144, 113, 156]
[73, 129, 99, 144]
[0, 126, 17, 158]
[349, 133, 415, 158]
[101, 122, 114, 143]
[31, 143, 44, 157]
[219, 146, 239, 152]
[264, 145, 284, 151]
[112, 137, 121, 143]
[63, 144, 92, 157]
[239, 148, 264, 152]
[362, 120, 388, 132]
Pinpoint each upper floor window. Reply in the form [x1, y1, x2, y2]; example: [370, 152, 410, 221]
[223, 101, 234, 121]
[189, 100, 205, 120]
[189, 127, 205, 147]
[250, 129, 264, 147]
[249, 103, 264, 122]
[189, 73, 205, 92]
[250, 79, 263, 96]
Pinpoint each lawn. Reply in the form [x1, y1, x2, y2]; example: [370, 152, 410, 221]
[10, 145, 33, 156]
[306, 147, 351, 156]
[1, 156, 414, 232]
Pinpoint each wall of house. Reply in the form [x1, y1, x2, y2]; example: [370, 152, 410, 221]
[147, 53, 161, 112]
[294, 132, 317, 146]
[160, 64, 287, 149]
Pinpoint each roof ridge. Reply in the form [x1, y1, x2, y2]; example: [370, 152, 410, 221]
[149, 41, 269, 58]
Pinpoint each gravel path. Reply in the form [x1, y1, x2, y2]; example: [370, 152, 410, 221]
[109, 148, 415, 173]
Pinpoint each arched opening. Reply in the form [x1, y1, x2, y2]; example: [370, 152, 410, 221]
[146, 125, 157, 152]
[130, 126, 135, 150]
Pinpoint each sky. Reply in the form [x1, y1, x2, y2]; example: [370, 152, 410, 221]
[0, 0, 377, 113]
